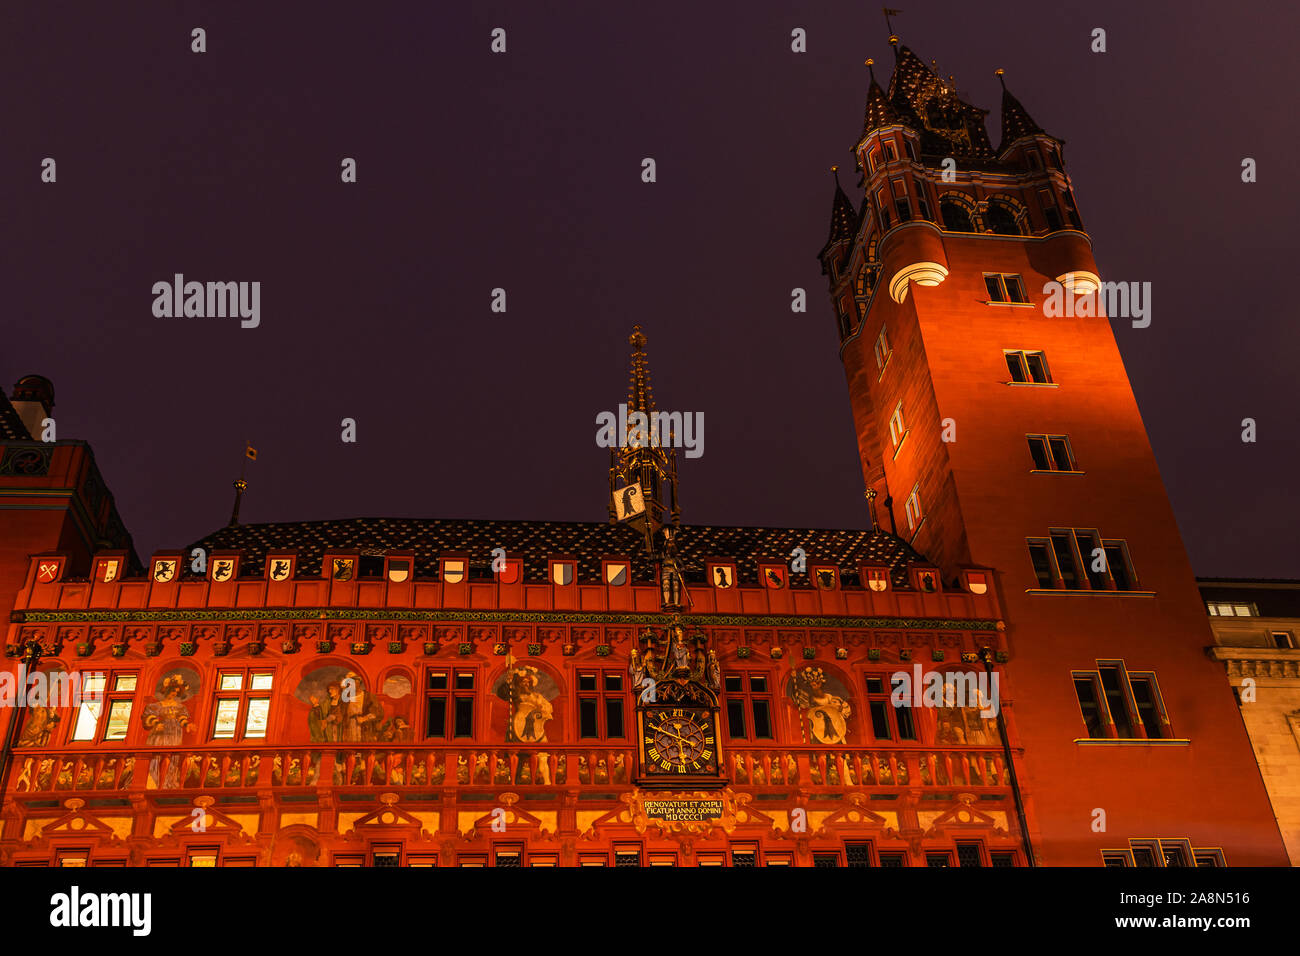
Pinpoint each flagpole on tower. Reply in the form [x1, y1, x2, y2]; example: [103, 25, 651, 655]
[229, 440, 257, 527]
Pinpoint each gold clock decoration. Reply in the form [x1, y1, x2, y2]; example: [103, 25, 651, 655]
[642, 707, 717, 776]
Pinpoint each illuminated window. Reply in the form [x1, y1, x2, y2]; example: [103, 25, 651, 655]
[874, 326, 892, 371]
[577, 671, 625, 739]
[723, 673, 773, 740]
[71, 671, 137, 743]
[211, 669, 273, 741]
[1207, 602, 1256, 617]
[905, 485, 923, 532]
[889, 403, 906, 448]
[187, 849, 219, 867]
[984, 272, 1028, 303]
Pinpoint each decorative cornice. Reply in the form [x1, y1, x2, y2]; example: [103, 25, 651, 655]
[12, 607, 1000, 632]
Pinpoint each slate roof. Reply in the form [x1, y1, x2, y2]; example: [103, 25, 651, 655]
[185, 517, 931, 589]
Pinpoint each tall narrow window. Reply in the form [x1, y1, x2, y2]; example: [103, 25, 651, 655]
[578, 671, 626, 739]
[1129, 676, 1166, 739]
[723, 673, 773, 740]
[889, 403, 906, 448]
[905, 485, 923, 532]
[426, 671, 449, 738]
[1072, 675, 1107, 738]
[453, 671, 476, 737]
[1103, 541, 1137, 591]
[874, 326, 891, 371]
[1097, 665, 1134, 738]
[1050, 533, 1081, 589]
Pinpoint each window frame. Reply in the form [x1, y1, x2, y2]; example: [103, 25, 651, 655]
[1004, 349, 1052, 385]
[69, 670, 138, 745]
[1073, 662, 1172, 740]
[722, 671, 776, 741]
[983, 273, 1029, 304]
[576, 669, 627, 741]
[904, 485, 923, 533]
[1026, 434, 1079, 473]
[210, 667, 275, 743]
[425, 667, 478, 740]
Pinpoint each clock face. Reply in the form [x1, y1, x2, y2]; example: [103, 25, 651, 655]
[643, 708, 716, 775]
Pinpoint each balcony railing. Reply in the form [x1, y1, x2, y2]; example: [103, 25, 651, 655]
[7, 745, 1012, 795]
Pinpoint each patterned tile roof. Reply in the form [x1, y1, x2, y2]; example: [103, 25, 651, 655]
[186, 517, 931, 588]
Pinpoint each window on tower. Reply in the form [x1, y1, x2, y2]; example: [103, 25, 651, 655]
[904, 485, 923, 532]
[1073, 663, 1172, 741]
[940, 198, 974, 232]
[1004, 350, 1052, 384]
[1026, 434, 1079, 472]
[889, 403, 906, 449]
[874, 325, 892, 373]
[984, 273, 1029, 304]
[984, 201, 1022, 236]
[1026, 531, 1140, 591]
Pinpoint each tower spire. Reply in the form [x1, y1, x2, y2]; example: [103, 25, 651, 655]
[608, 326, 680, 550]
[995, 69, 1047, 153]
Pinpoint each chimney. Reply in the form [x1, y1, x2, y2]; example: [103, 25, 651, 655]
[10, 375, 55, 441]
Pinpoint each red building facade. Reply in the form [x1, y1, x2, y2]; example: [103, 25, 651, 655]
[0, 34, 1289, 869]
[818, 39, 1286, 864]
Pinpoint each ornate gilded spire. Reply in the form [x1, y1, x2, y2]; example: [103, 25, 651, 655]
[626, 324, 656, 417]
[821, 166, 858, 256]
[609, 327, 680, 543]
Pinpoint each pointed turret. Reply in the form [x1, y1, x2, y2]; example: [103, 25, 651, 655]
[819, 167, 858, 258]
[861, 58, 897, 138]
[995, 70, 1046, 153]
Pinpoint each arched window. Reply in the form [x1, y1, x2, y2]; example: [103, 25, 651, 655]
[940, 198, 974, 232]
[985, 201, 1022, 236]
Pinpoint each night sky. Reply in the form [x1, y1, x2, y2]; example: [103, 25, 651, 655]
[5, 1, 1297, 578]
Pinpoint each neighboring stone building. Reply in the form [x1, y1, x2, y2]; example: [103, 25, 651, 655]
[1201, 578, 1300, 865]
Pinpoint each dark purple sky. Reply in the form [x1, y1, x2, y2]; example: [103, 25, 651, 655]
[5, 1, 1297, 577]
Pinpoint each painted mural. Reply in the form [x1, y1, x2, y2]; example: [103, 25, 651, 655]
[144, 666, 200, 788]
[296, 665, 413, 744]
[787, 666, 853, 745]
[492, 664, 559, 743]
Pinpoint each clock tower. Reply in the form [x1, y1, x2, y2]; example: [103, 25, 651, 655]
[816, 32, 1287, 864]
